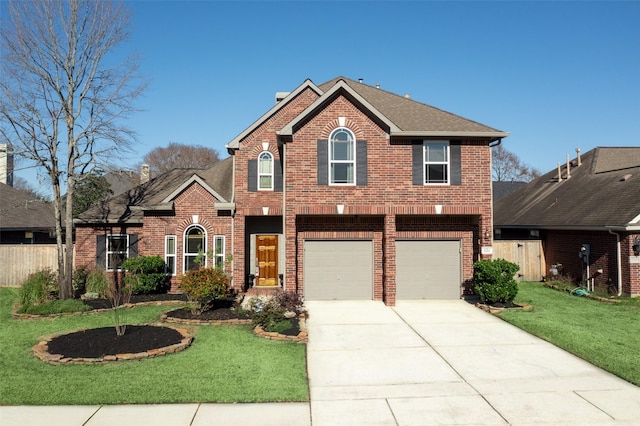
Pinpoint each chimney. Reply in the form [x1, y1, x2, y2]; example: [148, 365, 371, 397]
[141, 164, 150, 184]
[576, 148, 581, 166]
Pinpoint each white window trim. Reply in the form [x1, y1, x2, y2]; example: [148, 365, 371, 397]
[183, 225, 207, 273]
[213, 235, 225, 269]
[329, 127, 356, 186]
[257, 151, 274, 191]
[106, 234, 129, 271]
[423, 140, 450, 186]
[165, 235, 177, 276]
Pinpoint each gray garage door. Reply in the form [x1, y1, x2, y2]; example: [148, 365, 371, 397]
[304, 240, 373, 300]
[396, 240, 461, 299]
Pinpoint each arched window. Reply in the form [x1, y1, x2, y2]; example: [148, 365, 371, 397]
[329, 127, 355, 185]
[258, 151, 274, 190]
[184, 225, 206, 272]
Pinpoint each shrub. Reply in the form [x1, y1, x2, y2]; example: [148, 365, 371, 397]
[17, 298, 91, 315]
[249, 292, 304, 330]
[179, 267, 230, 315]
[86, 269, 109, 297]
[18, 269, 58, 308]
[120, 256, 168, 294]
[473, 258, 519, 304]
[72, 266, 90, 296]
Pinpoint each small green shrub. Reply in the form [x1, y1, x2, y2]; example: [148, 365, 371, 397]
[85, 269, 109, 297]
[473, 258, 519, 304]
[249, 292, 304, 329]
[18, 269, 58, 307]
[179, 267, 230, 315]
[121, 256, 168, 294]
[17, 298, 91, 315]
[72, 266, 90, 296]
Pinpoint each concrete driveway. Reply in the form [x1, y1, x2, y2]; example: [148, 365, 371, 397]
[306, 300, 640, 425]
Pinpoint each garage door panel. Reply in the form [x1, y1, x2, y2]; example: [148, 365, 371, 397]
[304, 240, 373, 300]
[397, 240, 461, 299]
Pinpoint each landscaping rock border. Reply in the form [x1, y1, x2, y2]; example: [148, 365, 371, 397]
[253, 315, 308, 343]
[475, 302, 533, 315]
[33, 325, 193, 364]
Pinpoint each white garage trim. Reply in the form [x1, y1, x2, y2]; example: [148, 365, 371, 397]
[396, 240, 462, 299]
[304, 240, 373, 300]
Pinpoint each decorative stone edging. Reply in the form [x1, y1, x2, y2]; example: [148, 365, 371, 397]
[33, 325, 193, 364]
[12, 300, 186, 320]
[475, 303, 533, 315]
[160, 310, 253, 325]
[253, 315, 308, 343]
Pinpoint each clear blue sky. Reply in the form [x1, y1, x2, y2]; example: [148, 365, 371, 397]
[11, 0, 640, 186]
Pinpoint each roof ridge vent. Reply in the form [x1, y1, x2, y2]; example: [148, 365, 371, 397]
[620, 173, 633, 182]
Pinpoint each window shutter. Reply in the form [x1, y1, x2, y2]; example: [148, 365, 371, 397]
[356, 140, 367, 186]
[248, 160, 257, 192]
[274, 159, 283, 192]
[317, 140, 328, 185]
[129, 234, 139, 258]
[450, 142, 461, 186]
[96, 235, 106, 269]
[412, 141, 423, 185]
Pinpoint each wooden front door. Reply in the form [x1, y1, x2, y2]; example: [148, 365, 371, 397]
[256, 235, 278, 286]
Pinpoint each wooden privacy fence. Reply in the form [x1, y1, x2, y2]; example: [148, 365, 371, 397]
[493, 240, 546, 282]
[0, 245, 67, 287]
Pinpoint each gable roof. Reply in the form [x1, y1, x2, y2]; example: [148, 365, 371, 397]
[494, 147, 640, 231]
[493, 181, 527, 201]
[75, 157, 233, 225]
[228, 76, 508, 150]
[0, 183, 55, 231]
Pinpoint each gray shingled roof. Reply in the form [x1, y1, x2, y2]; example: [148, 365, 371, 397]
[317, 77, 505, 134]
[75, 157, 233, 224]
[0, 183, 55, 230]
[494, 147, 640, 229]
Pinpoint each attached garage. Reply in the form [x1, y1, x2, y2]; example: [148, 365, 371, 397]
[304, 240, 373, 300]
[396, 240, 461, 299]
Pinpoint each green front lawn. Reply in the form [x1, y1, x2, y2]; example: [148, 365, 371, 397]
[497, 281, 640, 386]
[0, 288, 308, 405]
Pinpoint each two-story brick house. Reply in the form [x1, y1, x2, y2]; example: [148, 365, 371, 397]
[75, 77, 508, 305]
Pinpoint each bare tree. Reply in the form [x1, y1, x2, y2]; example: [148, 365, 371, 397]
[492, 144, 541, 182]
[12, 176, 50, 201]
[143, 142, 220, 175]
[0, 0, 146, 298]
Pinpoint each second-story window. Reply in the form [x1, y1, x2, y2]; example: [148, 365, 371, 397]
[423, 141, 450, 185]
[329, 127, 355, 185]
[258, 151, 274, 190]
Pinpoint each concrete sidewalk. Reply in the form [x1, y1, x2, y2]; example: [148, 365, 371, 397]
[306, 300, 640, 425]
[3, 299, 640, 425]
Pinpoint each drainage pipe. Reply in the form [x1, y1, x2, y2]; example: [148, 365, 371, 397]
[608, 229, 623, 296]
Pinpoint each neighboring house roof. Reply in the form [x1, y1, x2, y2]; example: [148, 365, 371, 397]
[493, 181, 527, 201]
[104, 170, 140, 196]
[75, 157, 233, 224]
[227, 76, 508, 150]
[494, 147, 640, 230]
[0, 183, 55, 231]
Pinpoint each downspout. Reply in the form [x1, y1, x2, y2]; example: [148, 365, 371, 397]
[281, 142, 287, 291]
[608, 229, 623, 296]
[230, 154, 236, 290]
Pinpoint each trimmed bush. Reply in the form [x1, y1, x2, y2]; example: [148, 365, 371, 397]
[121, 256, 168, 294]
[179, 267, 230, 315]
[249, 292, 304, 331]
[473, 258, 519, 304]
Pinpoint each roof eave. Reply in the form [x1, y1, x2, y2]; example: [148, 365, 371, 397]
[278, 79, 402, 138]
[226, 79, 323, 151]
[161, 174, 227, 204]
[391, 131, 510, 141]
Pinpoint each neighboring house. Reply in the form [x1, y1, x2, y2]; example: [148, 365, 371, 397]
[0, 183, 56, 244]
[75, 76, 508, 305]
[494, 147, 640, 297]
[493, 181, 526, 201]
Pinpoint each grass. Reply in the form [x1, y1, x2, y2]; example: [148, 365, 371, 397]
[497, 281, 640, 386]
[0, 288, 308, 405]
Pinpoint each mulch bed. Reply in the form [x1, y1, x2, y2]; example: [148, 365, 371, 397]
[46, 325, 185, 359]
[82, 293, 188, 310]
[164, 297, 251, 321]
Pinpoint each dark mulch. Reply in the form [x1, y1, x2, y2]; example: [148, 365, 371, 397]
[46, 325, 184, 358]
[165, 298, 252, 321]
[82, 293, 188, 310]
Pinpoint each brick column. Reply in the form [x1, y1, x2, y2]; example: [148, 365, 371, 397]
[383, 214, 396, 306]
